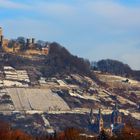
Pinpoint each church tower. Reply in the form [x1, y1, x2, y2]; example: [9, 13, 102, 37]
[89, 108, 96, 124]
[97, 108, 104, 133]
[111, 103, 122, 126]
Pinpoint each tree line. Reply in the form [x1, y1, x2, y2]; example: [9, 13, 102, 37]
[0, 121, 140, 140]
[92, 59, 140, 81]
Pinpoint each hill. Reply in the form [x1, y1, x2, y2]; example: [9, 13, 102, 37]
[93, 59, 140, 81]
[0, 42, 139, 137]
[42, 42, 91, 76]
[0, 42, 99, 84]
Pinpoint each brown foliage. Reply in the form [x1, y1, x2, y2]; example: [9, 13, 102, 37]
[0, 121, 140, 140]
[0, 121, 32, 140]
[43, 42, 91, 77]
[110, 124, 140, 140]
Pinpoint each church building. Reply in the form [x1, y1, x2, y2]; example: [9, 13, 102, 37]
[89, 108, 104, 133]
[89, 103, 124, 135]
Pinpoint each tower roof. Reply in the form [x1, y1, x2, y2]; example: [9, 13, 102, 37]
[111, 103, 122, 118]
[114, 102, 118, 110]
[89, 108, 96, 124]
[97, 108, 103, 120]
[90, 108, 93, 118]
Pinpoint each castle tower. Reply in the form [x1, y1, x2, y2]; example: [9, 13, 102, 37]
[32, 38, 35, 44]
[0, 27, 3, 46]
[111, 103, 122, 126]
[26, 38, 35, 49]
[0, 27, 2, 36]
[26, 38, 31, 45]
[97, 108, 104, 133]
[26, 38, 32, 49]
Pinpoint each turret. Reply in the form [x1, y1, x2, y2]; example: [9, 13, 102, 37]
[0, 35, 3, 43]
[26, 38, 31, 45]
[111, 103, 122, 126]
[0, 27, 2, 36]
[0, 27, 3, 47]
[32, 38, 35, 44]
[97, 108, 104, 133]
[26, 38, 35, 48]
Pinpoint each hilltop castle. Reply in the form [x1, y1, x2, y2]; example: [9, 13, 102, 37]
[0, 27, 49, 55]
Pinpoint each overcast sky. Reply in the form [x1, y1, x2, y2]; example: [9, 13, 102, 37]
[0, 0, 140, 70]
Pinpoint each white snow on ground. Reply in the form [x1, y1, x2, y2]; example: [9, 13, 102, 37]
[69, 92, 85, 99]
[17, 88, 31, 110]
[102, 109, 112, 114]
[131, 112, 140, 120]
[5, 71, 17, 75]
[83, 95, 101, 102]
[103, 90, 112, 96]
[69, 89, 114, 102]
[110, 75, 140, 85]
[0, 104, 14, 111]
[71, 74, 82, 83]
[119, 109, 130, 115]
[46, 128, 55, 134]
[6, 88, 70, 111]
[39, 77, 47, 85]
[69, 89, 115, 102]
[48, 108, 112, 115]
[98, 74, 140, 87]
[69, 91, 101, 102]
[4, 66, 30, 84]
[26, 110, 43, 114]
[17, 70, 30, 82]
[115, 109, 140, 120]
[57, 80, 67, 86]
[84, 76, 98, 87]
[4, 66, 15, 70]
[98, 91, 109, 98]
[3, 80, 28, 87]
[117, 96, 137, 106]
[6, 88, 23, 110]
[0, 84, 3, 87]
[41, 114, 50, 127]
[48, 108, 89, 114]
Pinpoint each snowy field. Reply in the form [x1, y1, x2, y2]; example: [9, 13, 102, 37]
[117, 95, 137, 106]
[5, 88, 70, 111]
[97, 73, 140, 87]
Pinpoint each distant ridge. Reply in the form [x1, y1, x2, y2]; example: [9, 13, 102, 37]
[92, 59, 140, 81]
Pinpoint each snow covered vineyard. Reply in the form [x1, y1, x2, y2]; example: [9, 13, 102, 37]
[0, 88, 70, 112]
[0, 66, 30, 87]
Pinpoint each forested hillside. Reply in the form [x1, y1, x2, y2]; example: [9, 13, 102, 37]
[0, 42, 99, 83]
[93, 59, 140, 81]
[42, 42, 91, 76]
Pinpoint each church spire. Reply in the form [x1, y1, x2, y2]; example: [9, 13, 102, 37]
[115, 102, 118, 110]
[90, 108, 93, 118]
[97, 108, 104, 133]
[98, 108, 102, 119]
[89, 108, 95, 124]
[111, 103, 122, 126]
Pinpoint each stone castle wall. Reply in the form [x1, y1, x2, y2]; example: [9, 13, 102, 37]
[0, 27, 49, 55]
